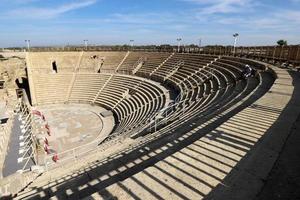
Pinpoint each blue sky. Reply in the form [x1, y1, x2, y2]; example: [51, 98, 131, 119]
[0, 0, 299, 47]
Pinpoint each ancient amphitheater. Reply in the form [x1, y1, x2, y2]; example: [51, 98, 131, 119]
[0, 46, 300, 199]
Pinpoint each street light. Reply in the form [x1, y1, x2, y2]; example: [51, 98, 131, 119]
[130, 40, 134, 47]
[199, 38, 202, 53]
[25, 40, 31, 51]
[233, 33, 239, 55]
[83, 40, 88, 50]
[177, 38, 182, 52]
[129, 40, 134, 51]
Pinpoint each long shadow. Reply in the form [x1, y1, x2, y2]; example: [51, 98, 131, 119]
[254, 70, 300, 200]
[19, 73, 274, 199]
[205, 70, 300, 200]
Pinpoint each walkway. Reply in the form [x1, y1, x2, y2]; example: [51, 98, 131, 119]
[2, 116, 34, 177]
[256, 70, 300, 200]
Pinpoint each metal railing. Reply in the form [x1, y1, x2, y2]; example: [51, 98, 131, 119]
[0, 89, 42, 196]
[15, 89, 38, 170]
[163, 60, 184, 81]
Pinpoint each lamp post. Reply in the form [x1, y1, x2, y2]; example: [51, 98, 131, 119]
[83, 40, 88, 50]
[199, 38, 202, 53]
[233, 33, 239, 55]
[130, 40, 134, 50]
[25, 40, 31, 51]
[129, 40, 134, 46]
[177, 38, 182, 53]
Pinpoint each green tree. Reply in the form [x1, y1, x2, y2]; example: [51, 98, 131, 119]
[277, 40, 287, 46]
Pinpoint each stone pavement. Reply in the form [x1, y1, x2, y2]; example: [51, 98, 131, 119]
[256, 70, 300, 200]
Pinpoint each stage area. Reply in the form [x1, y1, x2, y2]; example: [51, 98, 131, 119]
[36, 104, 115, 154]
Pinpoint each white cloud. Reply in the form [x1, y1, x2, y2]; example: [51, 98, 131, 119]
[7, 0, 97, 19]
[183, 0, 253, 14]
[181, 0, 300, 34]
[2, 0, 40, 4]
[278, 10, 300, 23]
[103, 13, 178, 25]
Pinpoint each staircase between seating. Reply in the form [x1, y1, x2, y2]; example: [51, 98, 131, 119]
[163, 60, 185, 81]
[65, 51, 85, 101]
[65, 73, 77, 102]
[150, 53, 175, 76]
[180, 56, 222, 85]
[202, 56, 222, 80]
[115, 51, 130, 72]
[132, 57, 147, 75]
[92, 74, 114, 103]
[74, 51, 84, 72]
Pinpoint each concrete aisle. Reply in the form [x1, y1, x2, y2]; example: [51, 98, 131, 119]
[2, 117, 34, 177]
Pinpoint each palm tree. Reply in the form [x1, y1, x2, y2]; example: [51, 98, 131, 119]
[277, 40, 287, 46]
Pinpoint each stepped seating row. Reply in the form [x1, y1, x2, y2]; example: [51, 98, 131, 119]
[28, 52, 217, 76]
[29, 52, 176, 73]
[123, 53, 271, 140]
[143, 57, 260, 134]
[69, 73, 111, 102]
[118, 52, 171, 73]
[164, 66, 236, 123]
[223, 56, 266, 70]
[117, 52, 144, 72]
[32, 73, 73, 105]
[157, 68, 262, 134]
[134, 54, 232, 127]
[75, 52, 172, 73]
[94, 75, 167, 134]
[29, 52, 79, 72]
[132, 73, 264, 161]
[30, 53, 262, 136]
[104, 53, 262, 138]
[136, 52, 172, 75]
[28, 52, 127, 72]
[79, 52, 127, 71]
[32, 72, 169, 136]
[151, 54, 217, 81]
[14, 55, 279, 199]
